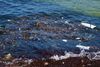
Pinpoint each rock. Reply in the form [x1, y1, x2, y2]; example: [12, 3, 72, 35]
[35, 22, 47, 29]
[3, 53, 13, 61]
[0, 25, 6, 35]
[0, 30, 6, 35]
[22, 32, 31, 40]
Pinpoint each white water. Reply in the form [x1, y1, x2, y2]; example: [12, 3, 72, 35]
[81, 22, 96, 29]
[76, 45, 90, 50]
[50, 45, 100, 61]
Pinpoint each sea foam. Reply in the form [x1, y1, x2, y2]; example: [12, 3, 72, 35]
[81, 22, 96, 29]
[50, 45, 100, 61]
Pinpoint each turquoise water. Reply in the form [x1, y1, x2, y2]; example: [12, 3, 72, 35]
[33, 0, 100, 17]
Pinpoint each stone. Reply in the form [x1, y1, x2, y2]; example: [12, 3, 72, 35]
[3, 53, 13, 61]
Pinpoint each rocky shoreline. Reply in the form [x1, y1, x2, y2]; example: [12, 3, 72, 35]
[0, 57, 100, 67]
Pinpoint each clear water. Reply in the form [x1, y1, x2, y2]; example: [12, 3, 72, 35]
[0, 0, 100, 59]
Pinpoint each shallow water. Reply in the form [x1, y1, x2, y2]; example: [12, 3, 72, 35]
[33, 0, 100, 17]
[0, 0, 100, 60]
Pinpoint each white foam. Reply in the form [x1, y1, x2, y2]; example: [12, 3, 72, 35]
[61, 17, 64, 19]
[76, 37, 81, 40]
[92, 51, 100, 60]
[19, 28, 21, 31]
[7, 19, 11, 22]
[81, 22, 96, 29]
[50, 50, 100, 61]
[76, 45, 90, 50]
[50, 55, 60, 61]
[65, 20, 69, 24]
[24, 59, 33, 64]
[50, 51, 80, 61]
[79, 50, 88, 57]
[62, 39, 68, 42]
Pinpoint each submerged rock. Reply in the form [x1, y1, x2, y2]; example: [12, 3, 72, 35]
[0, 30, 6, 35]
[0, 25, 8, 35]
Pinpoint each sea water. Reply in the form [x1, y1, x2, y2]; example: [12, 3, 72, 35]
[0, 0, 100, 60]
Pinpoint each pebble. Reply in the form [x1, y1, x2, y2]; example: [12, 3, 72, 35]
[62, 62, 65, 64]
[81, 59, 84, 63]
[87, 64, 91, 66]
[82, 65, 85, 67]
[44, 62, 49, 66]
